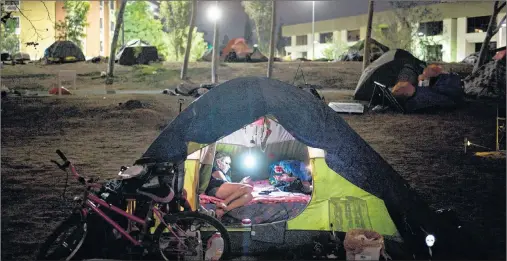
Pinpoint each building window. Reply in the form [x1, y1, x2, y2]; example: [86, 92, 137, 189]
[111, 21, 115, 30]
[319, 32, 333, 43]
[109, 0, 115, 10]
[286, 37, 291, 46]
[100, 18, 103, 29]
[100, 0, 104, 10]
[418, 21, 443, 36]
[9, 16, 20, 34]
[302, 52, 308, 58]
[347, 30, 360, 42]
[467, 16, 491, 33]
[475, 42, 497, 52]
[100, 41, 104, 52]
[296, 35, 307, 46]
[4, 0, 20, 11]
[287, 52, 291, 56]
[425, 45, 442, 61]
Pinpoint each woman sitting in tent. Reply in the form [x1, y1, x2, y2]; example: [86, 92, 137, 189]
[205, 152, 254, 218]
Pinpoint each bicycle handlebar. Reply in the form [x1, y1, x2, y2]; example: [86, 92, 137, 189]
[52, 150, 99, 187]
[56, 149, 68, 162]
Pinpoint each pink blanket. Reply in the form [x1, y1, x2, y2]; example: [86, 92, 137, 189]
[199, 180, 311, 206]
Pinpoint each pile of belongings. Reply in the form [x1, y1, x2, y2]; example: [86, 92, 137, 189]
[391, 64, 464, 112]
[463, 47, 506, 101]
[268, 160, 313, 195]
[165, 83, 215, 98]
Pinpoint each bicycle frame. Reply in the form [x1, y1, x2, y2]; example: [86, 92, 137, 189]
[57, 153, 183, 247]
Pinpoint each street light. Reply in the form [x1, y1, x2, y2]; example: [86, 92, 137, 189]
[207, 4, 221, 22]
[208, 2, 221, 84]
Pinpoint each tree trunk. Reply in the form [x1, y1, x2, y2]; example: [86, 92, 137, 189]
[180, 0, 197, 80]
[211, 1, 220, 84]
[106, 0, 127, 85]
[362, 0, 374, 71]
[473, 1, 505, 74]
[267, 0, 276, 78]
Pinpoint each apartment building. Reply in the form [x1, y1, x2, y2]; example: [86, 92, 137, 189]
[3, 0, 120, 60]
[282, 2, 506, 62]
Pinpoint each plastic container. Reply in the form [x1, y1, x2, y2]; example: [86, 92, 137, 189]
[241, 219, 252, 227]
[343, 229, 385, 261]
[205, 232, 224, 261]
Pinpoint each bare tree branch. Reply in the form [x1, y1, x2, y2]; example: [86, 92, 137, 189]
[492, 14, 506, 35]
[40, 1, 54, 24]
[495, 2, 506, 13]
[15, 4, 47, 43]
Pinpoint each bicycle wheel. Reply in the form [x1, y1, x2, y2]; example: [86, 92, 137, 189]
[36, 212, 88, 260]
[153, 211, 231, 261]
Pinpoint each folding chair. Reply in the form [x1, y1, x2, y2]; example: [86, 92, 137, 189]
[368, 81, 405, 113]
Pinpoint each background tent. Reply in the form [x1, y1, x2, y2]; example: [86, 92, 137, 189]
[115, 39, 158, 66]
[44, 40, 85, 63]
[143, 77, 482, 260]
[221, 38, 252, 62]
[354, 49, 427, 101]
[338, 38, 389, 62]
[248, 47, 268, 62]
[199, 48, 213, 62]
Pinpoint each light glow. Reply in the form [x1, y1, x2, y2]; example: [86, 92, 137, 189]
[244, 154, 255, 168]
[207, 5, 221, 22]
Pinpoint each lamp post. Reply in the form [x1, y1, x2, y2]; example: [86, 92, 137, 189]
[208, 2, 221, 84]
[312, 1, 315, 60]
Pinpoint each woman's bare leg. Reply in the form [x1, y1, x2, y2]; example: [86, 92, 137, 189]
[215, 193, 253, 218]
[221, 185, 253, 206]
[215, 183, 253, 205]
[215, 184, 254, 218]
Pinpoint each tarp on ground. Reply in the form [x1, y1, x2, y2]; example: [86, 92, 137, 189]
[142, 76, 483, 260]
[354, 49, 427, 101]
[463, 58, 506, 101]
[44, 40, 85, 63]
[115, 39, 158, 66]
[338, 38, 390, 62]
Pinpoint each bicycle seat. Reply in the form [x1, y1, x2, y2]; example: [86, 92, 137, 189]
[136, 186, 174, 203]
[118, 165, 147, 180]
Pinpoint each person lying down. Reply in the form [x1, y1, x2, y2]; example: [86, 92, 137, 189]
[204, 152, 253, 219]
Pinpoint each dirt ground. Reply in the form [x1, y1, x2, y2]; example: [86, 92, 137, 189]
[1, 61, 474, 92]
[1, 89, 505, 260]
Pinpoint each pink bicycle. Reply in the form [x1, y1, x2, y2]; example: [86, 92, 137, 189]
[36, 150, 230, 260]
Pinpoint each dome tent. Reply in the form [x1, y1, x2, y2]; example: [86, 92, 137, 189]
[115, 39, 159, 66]
[44, 41, 85, 64]
[141, 77, 483, 260]
[354, 49, 426, 101]
[338, 38, 389, 62]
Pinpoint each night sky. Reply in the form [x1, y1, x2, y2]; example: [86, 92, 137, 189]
[193, 1, 395, 43]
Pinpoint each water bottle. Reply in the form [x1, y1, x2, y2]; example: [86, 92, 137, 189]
[205, 232, 224, 261]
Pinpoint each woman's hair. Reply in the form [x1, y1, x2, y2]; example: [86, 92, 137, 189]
[214, 151, 230, 161]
